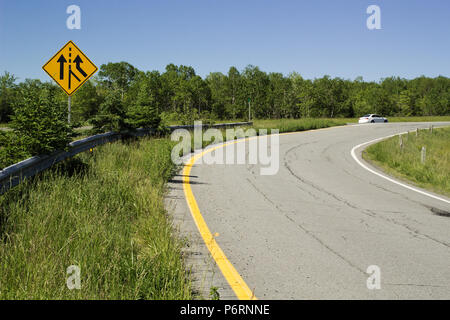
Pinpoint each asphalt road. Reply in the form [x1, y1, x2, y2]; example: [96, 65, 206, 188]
[169, 122, 450, 299]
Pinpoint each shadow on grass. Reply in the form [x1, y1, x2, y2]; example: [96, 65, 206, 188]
[53, 157, 90, 177]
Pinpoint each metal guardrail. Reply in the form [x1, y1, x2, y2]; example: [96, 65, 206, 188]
[0, 122, 252, 194]
[168, 121, 253, 130]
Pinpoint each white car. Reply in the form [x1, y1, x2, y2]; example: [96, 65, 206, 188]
[358, 114, 388, 124]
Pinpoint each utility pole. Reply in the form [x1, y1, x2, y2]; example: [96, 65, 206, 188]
[248, 98, 251, 122]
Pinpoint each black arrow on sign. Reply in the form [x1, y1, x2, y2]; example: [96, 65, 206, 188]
[57, 54, 67, 80]
[68, 65, 81, 90]
[73, 55, 87, 77]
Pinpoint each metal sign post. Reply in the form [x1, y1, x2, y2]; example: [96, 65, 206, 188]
[68, 96, 71, 124]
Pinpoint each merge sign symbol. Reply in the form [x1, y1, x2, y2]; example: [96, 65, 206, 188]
[42, 40, 97, 96]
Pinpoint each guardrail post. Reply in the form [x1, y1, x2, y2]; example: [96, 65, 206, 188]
[68, 96, 72, 124]
[421, 146, 426, 164]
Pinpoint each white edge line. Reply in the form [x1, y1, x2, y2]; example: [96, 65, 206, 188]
[351, 132, 450, 205]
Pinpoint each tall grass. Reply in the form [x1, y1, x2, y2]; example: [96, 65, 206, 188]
[364, 127, 450, 196]
[0, 138, 192, 299]
[180, 118, 350, 151]
[252, 118, 350, 132]
[386, 116, 450, 123]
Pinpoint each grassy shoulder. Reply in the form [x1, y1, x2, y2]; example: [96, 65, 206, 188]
[363, 126, 450, 197]
[0, 138, 192, 299]
[252, 118, 351, 132]
[386, 116, 450, 123]
[182, 118, 350, 150]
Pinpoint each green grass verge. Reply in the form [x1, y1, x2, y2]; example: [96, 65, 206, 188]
[386, 116, 450, 123]
[252, 118, 351, 132]
[180, 118, 350, 150]
[363, 126, 450, 197]
[0, 138, 192, 299]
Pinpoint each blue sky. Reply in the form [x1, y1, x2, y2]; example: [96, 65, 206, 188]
[0, 0, 449, 82]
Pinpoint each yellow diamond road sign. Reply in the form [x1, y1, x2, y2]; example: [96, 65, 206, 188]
[43, 40, 97, 96]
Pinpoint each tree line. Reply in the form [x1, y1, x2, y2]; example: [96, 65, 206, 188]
[1, 63, 449, 126]
[0, 62, 449, 168]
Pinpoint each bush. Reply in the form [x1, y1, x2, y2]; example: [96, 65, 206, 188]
[0, 131, 30, 169]
[10, 85, 72, 156]
[90, 90, 128, 133]
[126, 82, 161, 129]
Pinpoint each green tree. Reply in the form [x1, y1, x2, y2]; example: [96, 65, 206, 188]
[267, 73, 292, 118]
[296, 79, 316, 117]
[126, 81, 161, 129]
[206, 72, 228, 119]
[71, 80, 103, 123]
[242, 65, 270, 118]
[98, 62, 139, 100]
[398, 90, 412, 116]
[0, 72, 17, 123]
[11, 83, 72, 155]
[225, 67, 245, 119]
[0, 131, 30, 169]
[91, 90, 127, 132]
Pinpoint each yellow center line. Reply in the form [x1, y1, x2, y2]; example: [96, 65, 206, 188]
[181, 125, 342, 300]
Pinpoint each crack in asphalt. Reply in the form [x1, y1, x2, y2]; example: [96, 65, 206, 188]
[340, 164, 424, 207]
[245, 176, 367, 277]
[282, 143, 450, 249]
[385, 283, 449, 288]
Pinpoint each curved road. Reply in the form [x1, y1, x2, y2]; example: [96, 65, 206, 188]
[169, 122, 450, 299]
